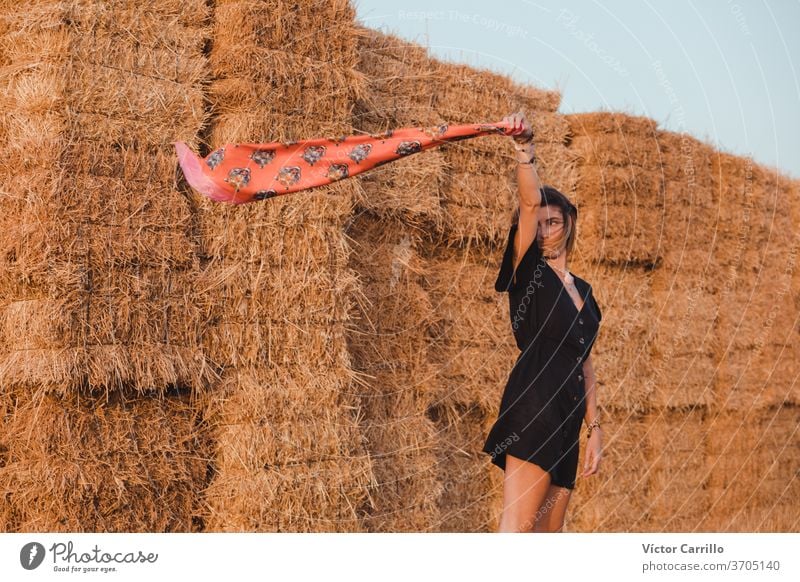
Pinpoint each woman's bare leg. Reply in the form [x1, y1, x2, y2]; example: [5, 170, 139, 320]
[498, 454, 551, 532]
[533, 484, 572, 532]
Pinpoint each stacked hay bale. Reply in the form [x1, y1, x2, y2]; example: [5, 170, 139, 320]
[564, 112, 800, 532]
[345, 216, 442, 531]
[421, 242, 516, 531]
[431, 61, 569, 244]
[0, 0, 213, 530]
[352, 27, 448, 226]
[194, 0, 375, 532]
[705, 153, 799, 531]
[346, 28, 445, 531]
[566, 114, 724, 410]
[712, 154, 799, 409]
[0, 388, 210, 532]
[706, 406, 800, 531]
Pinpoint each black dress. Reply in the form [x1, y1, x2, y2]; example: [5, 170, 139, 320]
[482, 221, 602, 490]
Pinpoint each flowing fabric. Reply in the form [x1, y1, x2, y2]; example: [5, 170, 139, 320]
[174, 120, 520, 204]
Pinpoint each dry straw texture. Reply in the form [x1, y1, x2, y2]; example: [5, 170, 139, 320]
[1, 1, 798, 533]
[346, 29, 446, 530]
[191, 0, 374, 532]
[564, 112, 799, 531]
[0, 387, 210, 532]
[0, 0, 214, 395]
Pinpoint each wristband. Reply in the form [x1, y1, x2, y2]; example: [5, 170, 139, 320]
[586, 418, 601, 439]
[515, 150, 536, 165]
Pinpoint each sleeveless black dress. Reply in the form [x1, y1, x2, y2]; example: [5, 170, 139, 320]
[482, 221, 602, 489]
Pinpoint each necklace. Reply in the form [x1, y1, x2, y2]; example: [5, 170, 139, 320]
[546, 258, 576, 287]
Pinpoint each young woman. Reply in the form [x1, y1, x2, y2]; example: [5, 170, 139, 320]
[483, 111, 604, 533]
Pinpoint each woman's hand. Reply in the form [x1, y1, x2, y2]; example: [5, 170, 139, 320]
[581, 428, 603, 477]
[502, 110, 534, 143]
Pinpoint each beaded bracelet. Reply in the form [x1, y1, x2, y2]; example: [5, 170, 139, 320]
[586, 418, 601, 439]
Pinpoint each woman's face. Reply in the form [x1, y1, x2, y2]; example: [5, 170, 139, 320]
[537, 204, 565, 245]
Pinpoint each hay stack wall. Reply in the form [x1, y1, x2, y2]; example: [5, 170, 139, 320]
[563, 112, 799, 532]
[0, 0, 212, 394]
[348, 33, 799, 532]
[0, 0, 213, 530]
[192, 0, 374, 532]
[347, 28, 445, 531]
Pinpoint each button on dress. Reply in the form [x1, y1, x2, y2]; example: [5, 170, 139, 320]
[482, 221, 602, 489]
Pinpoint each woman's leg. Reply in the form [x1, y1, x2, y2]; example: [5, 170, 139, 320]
[533, 484, 572, 532]
[498, 454, 552, 532]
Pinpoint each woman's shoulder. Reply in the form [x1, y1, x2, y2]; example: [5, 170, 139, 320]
[495, 220, 543, 293]
[572, 274, 597, 299]
[571, 272, 591, 288]
[573, 274, 602, 321]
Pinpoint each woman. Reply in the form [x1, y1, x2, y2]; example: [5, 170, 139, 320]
[482, 111, 604, 533]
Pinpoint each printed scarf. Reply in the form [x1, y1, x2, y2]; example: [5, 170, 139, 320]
[175, 121, 520, 204]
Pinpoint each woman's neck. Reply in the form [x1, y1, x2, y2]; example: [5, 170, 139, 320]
[545, 250, 568, 274]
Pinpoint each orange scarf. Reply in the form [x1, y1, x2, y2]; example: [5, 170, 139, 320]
[175, 121, 519, 204]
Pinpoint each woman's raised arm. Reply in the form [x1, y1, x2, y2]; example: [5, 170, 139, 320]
[502, 111, 542, 270]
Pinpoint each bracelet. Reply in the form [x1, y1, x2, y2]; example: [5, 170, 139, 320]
[586, 418, 601, 439]
[515, 151, 537, 165]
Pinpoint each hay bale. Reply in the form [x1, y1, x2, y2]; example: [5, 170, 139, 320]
[351, 27, 447, 224]
[581, 265, 656, 414]
[429, 402, 501, 532]
[569, 129, 717, 190]
[570, 148, 668, 266]
[566, 111, 658, 138]
[352, 26, 442, 127]
[577, 165, 665, 207]
[428, 52, 568, 244]
[0, 1, 213, 394]
[432, 61, 560, 121]
[422, 244, 517, 412]
[0, 387, 210, 532]
[198, 369, 373, 532]
[360, 410, 441, 532]
[355, 152, 448, 224]
[647, 277, 721, 409]
[570, 134, 666, 171]
[193, 0, 379, 532]
[653, 130, 716, 188]
[718, 343, 800, 410]
[346, 215, 441, 530]
[351, 28, 573, 244]
[705, 407, 800, 531]
[642, 409, 711, 531]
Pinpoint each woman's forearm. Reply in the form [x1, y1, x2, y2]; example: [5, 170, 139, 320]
[515, 144, 542, 208]
[582, 357, 599, 425]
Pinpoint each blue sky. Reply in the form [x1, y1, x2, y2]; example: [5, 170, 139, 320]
[353, 0, 800, 179]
